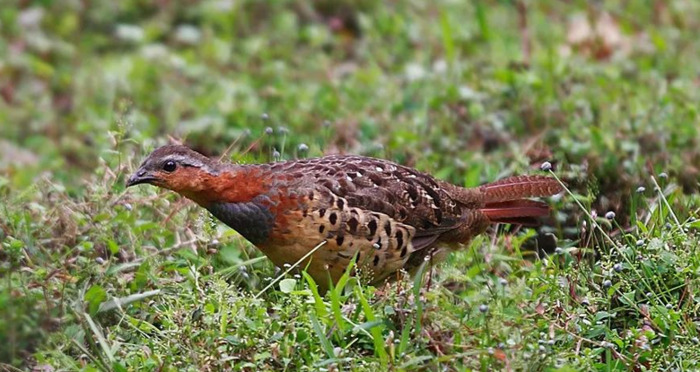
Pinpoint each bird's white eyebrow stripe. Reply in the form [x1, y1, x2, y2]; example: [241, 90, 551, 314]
[162, 154, 195, 164]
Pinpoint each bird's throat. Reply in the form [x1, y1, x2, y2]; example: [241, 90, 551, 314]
[176, 166, 272, 206]
[178, 166, 279, 244]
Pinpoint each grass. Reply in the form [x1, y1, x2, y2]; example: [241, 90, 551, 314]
[1, 0, 700, 370]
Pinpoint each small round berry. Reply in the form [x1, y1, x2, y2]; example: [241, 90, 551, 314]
[613, 263, 622, 272]
[261, 113, 269, 120]
[602, 280, 612, 289]
[498, 278, 508, 286]
[298, 143, 309, 152]
[540, 161, 552, 171]
[95, 257, 106, 265]
[555, 247, 563, 255]
[636, 239, 644, 247]
[478, 304, 489, 313]
[659, 172, 668, 179]
[636, 186, 646, 193]
[278, 126, 289, 135]
[581, 298, 590, 306]
[264, 127, 273, 135]
[605, 211, 616, 220]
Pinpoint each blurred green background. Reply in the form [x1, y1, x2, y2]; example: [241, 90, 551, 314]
[3, 0, 697, 196]
[1, 0, 699, 370]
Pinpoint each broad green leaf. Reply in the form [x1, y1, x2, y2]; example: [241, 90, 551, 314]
[279, 278, 296, 293]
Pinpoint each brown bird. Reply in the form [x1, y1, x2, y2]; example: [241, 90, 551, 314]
[127, 145, 562, 290]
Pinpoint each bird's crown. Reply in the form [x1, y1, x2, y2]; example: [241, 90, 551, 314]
[126, 145, 220, 188]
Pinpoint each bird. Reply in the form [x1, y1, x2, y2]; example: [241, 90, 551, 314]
[127, 145, 562, 291]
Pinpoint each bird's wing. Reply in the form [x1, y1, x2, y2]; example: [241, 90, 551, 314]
[269, 155, 465, 245]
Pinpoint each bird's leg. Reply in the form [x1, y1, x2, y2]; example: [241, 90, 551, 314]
[425, 249, 435, 293]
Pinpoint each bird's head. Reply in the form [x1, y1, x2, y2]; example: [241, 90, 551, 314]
[126, 145, 220, 200]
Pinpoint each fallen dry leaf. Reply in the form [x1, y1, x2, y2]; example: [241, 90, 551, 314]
[561, 12, 652, 60]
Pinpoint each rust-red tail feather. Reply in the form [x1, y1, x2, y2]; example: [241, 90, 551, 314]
[481, 199, 551, 224]
[479, 175, 562, 224]
[480, 175, 562, 203]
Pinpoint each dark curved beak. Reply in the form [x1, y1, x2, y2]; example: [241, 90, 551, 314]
[126, 168, 156, 187]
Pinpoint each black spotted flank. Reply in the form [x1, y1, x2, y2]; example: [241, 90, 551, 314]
[319, 225, 325, 233]
[347, 217, 359, 233]
[336, 199, 345, 209]
[384, 221, 391, 236]
[396, 230, 404, 250]
[329, 213, 338, 225]
[373, 255, 380, 266]
[336, 235, 344, 247]
[368, 219, 378, 237]
[400, 246, 408, 258]
[319, 208, 326, 218]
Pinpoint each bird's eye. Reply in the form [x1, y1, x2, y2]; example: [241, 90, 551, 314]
[163, 160, 177, 172]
